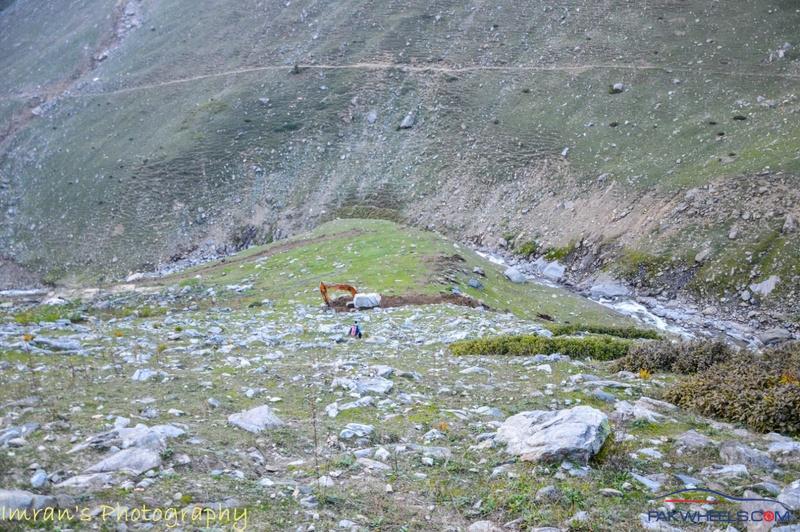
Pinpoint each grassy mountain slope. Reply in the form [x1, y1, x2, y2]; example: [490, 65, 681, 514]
[0, 0, 798, 311]
[155, 218, 636, 328]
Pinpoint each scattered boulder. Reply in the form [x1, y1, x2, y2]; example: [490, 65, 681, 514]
[719, 441, 775, 470]
[783, 214, 797, 234]
[541, 261, 565, 281]
[778, 480, 800, 510]
[535, 485, 562, 503]
[496, 406, 610, 464]
[340, 423, 374, 440]
[29, 470, 47, 489]
[54, 473, 114, 490]
[630, 472, 664, 493]
[85, 447, 161, 475]
[31, 337, 81, 352]
[353, 293, 381, 309]
[675, 430, 715, 451]
[694, 248, 711, 263]
[750, 275, 780, 298]
[700, 463, 749, 479]
[399, 111, 416, 129]
[227, 405, 284, 433]
[504, 267, 526, 284]
[467, 521, 502, 532]
[0, 489, 57, 516]
[354, 377, 393, 395]
[609, 82, 625, 94]
[131, 368, 166, 382]
[589, 278, 630, 298]
[759, 327, 792, 346]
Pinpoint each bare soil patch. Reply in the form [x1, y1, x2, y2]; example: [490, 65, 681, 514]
[328, 292, 489, 312]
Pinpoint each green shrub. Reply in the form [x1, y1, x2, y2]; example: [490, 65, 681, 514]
[611, 340, 731, 374]
[136, 305, 166, 318]
[450, 334, 631, 361]
[516, 241, 538, 257]
[549, 324, 661, 340]
[544, 242, 576, 261]
[663, 343, 800, 434]
[13, 304, 82, 325]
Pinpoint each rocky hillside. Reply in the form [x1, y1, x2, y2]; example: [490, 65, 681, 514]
[2, 220, 800, 530]
[1, 0, 799, 317]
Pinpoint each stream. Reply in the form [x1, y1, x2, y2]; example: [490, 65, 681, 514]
[475, 249, 763, 348]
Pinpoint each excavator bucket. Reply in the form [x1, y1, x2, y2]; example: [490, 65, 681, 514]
[319, 282, 358, 308]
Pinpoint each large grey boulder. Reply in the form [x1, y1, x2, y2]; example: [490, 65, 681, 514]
[354, 377, 393, 395]
[496, 406, 610, 464]
[85, 447, 161, 475]
[31, 337, 81, 352]
[228, 405, 284, 433]
[541, 261, 565, 281]
[779, 479, 800, 510]
[339, 423, 374, 440]
[503, 267, 526, 284]
[68, 423, 184, 454]
[719, 441, 775, 470]
[759, 328, 793, 346]
[333, 376, 395, 395]
[353, 293, 381, 309]
[675, 430, 715, 451]
[589, 277, 631, 298]
[0, 489, 57, 517]
[54, 473, 114, 490]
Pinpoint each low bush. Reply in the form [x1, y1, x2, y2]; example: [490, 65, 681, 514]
[450, 334, 631, 361]
[663, 342, 800, 434]
[611, 340, 732, 374]
[549, 324, 661, 340]
[515, 241, 539, 257]
[543, 242, 577, 261]
[13, 304, 83, 325]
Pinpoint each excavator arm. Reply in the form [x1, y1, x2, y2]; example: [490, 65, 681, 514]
[319, 282, 358, 307]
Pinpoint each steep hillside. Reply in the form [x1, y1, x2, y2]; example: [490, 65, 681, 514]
[1, 0, 799, 316]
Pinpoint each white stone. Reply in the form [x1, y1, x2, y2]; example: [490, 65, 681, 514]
[496, 406, 610, 464]
[228, 405, 284, 433]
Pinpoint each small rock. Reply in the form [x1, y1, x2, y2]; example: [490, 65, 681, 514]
[30, 470, 48, 489]
[535, 485, 561, 503]
[783, 214, 797, 234]
[694, 248, 711, 263]
[467, 520, 502, 532]
[467, 278, 483, 290]
[399, 111, 416, 129]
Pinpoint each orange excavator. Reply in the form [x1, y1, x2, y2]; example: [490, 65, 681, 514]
[319, 282, 358, 308]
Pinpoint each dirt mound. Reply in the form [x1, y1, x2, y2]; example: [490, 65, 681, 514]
[328, 292, 488, 312]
